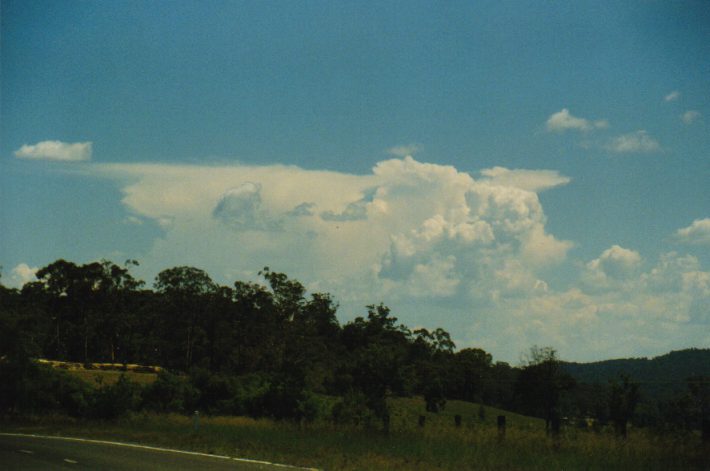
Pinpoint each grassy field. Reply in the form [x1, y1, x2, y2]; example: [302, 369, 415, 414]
[3, 397, 707, 470]
[40, 359, 159, 387]
[67, 368, 158, 387]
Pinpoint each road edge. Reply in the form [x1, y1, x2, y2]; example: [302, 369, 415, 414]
[0, 432, 319, 470]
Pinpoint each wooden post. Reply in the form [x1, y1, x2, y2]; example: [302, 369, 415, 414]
[551, 413, 561, 437]
[418, 415, 426, 427]
[550, 413, 561, 450]
[383, 413, 390, 435]
[193, 410, 200, 432]
[497, 415, 506, 440]
[454, 414, 462, 427]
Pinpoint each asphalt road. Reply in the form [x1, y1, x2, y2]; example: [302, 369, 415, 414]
[0, 433, 315, 470]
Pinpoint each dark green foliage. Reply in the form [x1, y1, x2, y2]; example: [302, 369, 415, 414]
[562, 349, 710, 402]
[337, 304, 418, 429]
[89, 374, 141, 419]
[141, 370, 198, 413]
[3, 258, 707, 433]
[447, 348, 493, 403]
[0, 362, 92, 416]
[423, 379, 446, 413]
[515, 347, 575, 433]
[252, 373, 316, 421]
[331, 391, 375, 426]
[29, 259, 144, 364]
[608, 374, 640, 438]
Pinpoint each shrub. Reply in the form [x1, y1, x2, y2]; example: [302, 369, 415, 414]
[331, 391, 375, 427]
[0, 360, 91, 416]
[89, 374, 140, 419]
[142, 370, 198, 414]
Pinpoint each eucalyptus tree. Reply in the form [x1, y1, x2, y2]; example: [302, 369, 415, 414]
[154, 266, 216, 370]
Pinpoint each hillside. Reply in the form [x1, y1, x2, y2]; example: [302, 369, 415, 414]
[561, 348, 710, 400]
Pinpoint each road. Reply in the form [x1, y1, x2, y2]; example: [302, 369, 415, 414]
[0, 433, 316, 470]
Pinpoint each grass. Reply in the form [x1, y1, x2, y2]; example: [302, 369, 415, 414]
[67, 368, 157, 387]
[3, 397, 707, 470]
[39, 359, 159, 387]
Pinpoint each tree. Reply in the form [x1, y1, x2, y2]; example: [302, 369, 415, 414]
[340, 304, 414, 431]
[609, 374, 640, 438]
[411, 328, 456, 412]
[448, 348, 492, 403]
[91, 260, 144, 363]
[687, 375, 710, 443]
[155, 266, 216, 370]
[516, 346, 575, 434]
[231, 279, 282, 373]
[31, 260, 141, 363]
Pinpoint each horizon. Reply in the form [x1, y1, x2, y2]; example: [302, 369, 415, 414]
[2, 1, 709, 363]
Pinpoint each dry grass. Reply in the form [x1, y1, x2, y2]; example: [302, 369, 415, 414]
[67, 368, 158, 386]
[3, 399, 707, 470]
[37, 359, 159, 386]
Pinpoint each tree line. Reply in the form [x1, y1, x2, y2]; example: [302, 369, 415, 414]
[0, 259, 706, 437]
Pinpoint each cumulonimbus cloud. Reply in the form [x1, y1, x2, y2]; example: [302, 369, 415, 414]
[14, 140, 93, 161]
[91, 156, 708, 361]
[479, 167, 571, 192]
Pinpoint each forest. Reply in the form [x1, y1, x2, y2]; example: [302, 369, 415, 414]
[1, 259, 708, 438]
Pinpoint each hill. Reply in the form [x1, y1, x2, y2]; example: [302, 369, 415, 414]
[561, 348, 710, 400]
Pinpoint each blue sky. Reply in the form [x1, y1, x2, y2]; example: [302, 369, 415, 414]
[2, 0, 709, 362]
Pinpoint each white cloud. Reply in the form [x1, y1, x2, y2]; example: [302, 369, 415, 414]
[607, 130, 661, 153]
[664, 90, 680, 102]
[387, 143, 421, 157]
[14, 140, 92, 161]
[479, 167, 571, 192]
[92, 157, 708, 362]
[546, 109, 608, 133]
[583, 245, 642, 290]
[519, 250, 710, 357]
[681, 110, 701, 125]
[596, 245, 642, 277]
[676, 218, 710, 245]
[8, 263, 38, 287]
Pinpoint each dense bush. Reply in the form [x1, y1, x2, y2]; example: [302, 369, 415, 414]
[331, 391, 376, 427]
[141, 370, 199, 414]
[89, 374, 141, 419]
[0, 360, 91, 416]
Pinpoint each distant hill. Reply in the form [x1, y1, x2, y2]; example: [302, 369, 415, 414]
[561, 348, 710, 401]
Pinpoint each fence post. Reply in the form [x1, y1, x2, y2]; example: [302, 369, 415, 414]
[497, 415, 506, 440]
[383, 412, 391, 435]
[551, 413, 561, 438]
[193, 410, 200, 432]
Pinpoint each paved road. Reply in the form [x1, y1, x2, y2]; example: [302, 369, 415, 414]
[0, 433, 316, 470]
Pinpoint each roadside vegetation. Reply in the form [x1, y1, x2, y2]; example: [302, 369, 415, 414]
[1, 259, 708, 469]
[5, 401, 707, 470]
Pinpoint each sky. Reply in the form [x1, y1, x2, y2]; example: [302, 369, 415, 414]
[1, 0, 709, 363]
